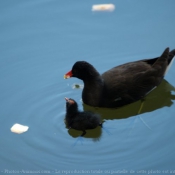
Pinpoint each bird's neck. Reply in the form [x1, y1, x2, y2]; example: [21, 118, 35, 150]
[66, 108, 78, 116]
[65, 110, 77, 128]
[82, 77, 104, 107]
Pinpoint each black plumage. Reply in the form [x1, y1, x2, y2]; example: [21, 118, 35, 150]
[65, 97, 101, 136]
[64, 48, 175, 108]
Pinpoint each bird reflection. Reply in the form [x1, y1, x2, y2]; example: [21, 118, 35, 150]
[83, 79, 175, 120]
[67, 127, 102, 140]
[67, 79, 175, 139]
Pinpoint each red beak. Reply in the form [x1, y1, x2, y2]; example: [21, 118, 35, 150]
[64, 70, 73, 79]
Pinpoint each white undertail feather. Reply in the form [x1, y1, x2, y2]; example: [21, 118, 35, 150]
[164, 55, 175, 76]
[146, 54, 175, 96]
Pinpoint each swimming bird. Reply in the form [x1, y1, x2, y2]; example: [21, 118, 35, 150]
[65, 97, 102, 136]
[64, 48, 175, 108]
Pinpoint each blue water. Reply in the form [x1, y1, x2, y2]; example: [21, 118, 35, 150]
[0, 0, 175, 174]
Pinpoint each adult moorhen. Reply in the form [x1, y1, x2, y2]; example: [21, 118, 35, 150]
[65, 97, 102, 136]
[64, 48, 175, 108]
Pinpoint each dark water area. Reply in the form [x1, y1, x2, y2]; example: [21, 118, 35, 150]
[0, 0, 175, 174]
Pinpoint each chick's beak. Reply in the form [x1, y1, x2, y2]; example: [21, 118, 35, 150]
[64, 70, 73, 79]
[65, 97, 69, 102]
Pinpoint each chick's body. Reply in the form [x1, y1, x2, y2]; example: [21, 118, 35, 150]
[65, 98, 101, 136]
[66, 111, 101, 130]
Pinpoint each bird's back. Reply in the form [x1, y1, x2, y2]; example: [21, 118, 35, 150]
[101, 48, 174, 107]
[71, 112, 100, 130]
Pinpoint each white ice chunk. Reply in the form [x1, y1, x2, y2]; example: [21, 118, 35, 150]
[92, 4, 115, 12]
[11, 123, 29, 134]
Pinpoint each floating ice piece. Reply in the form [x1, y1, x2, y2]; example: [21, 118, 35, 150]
[92, 4, 115, 12]
[11, 123, 29, 134]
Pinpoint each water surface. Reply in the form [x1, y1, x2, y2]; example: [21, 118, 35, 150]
[0, 0, 175, 174]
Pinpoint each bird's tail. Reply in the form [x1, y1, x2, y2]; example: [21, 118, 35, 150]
[152, 47, 169, 76]
[152, 47, 175, 76]
[165, 48, 175, 75]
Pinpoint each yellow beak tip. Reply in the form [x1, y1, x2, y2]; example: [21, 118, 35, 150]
[64, 75, 70, 79]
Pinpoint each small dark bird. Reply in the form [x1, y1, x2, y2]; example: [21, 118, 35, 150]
[65, 97, 102, 136]
[64, 48, 175, 108]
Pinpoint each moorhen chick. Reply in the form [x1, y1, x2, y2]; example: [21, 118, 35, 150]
[64, 48, 175, 108]
[65, 97, 102, 136]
